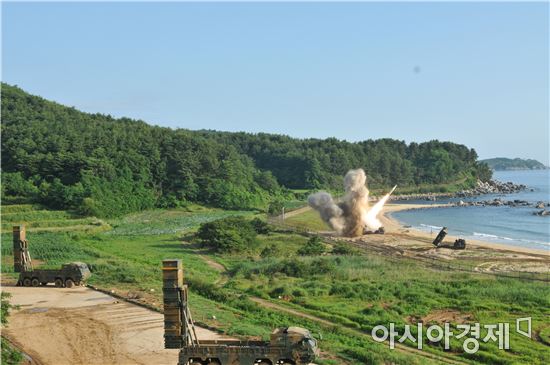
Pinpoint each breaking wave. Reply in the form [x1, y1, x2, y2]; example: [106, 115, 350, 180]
[420, 223, 444, 230]
[472, 232, 549, 246]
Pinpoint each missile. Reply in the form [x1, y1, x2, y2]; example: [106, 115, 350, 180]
[389, 185, 397, 195]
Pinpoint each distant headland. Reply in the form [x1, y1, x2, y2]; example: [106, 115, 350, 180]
[480, 157, 549, 171]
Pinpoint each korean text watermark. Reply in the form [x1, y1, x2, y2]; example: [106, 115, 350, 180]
[371, 317, 532, 354]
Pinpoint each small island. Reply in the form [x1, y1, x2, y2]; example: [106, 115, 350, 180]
[480, 157, 549, 171]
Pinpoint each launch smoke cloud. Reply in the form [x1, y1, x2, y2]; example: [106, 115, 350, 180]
[308, 169, 396, 237]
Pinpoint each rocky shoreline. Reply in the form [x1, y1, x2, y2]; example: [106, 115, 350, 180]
[390, 179, 527, 202]
[390, 179, 549, 216]
[456, 179, 527, 196]
[454, 197, 549, 209]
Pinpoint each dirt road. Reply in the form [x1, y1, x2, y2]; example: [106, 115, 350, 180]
[1, 285, 227, 365]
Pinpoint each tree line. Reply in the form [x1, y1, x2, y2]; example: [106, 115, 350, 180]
[1, 83, 491, 217]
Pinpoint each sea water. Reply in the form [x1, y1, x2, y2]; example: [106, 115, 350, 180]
[391, 170, 550, 250]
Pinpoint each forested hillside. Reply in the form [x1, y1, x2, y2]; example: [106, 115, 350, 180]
[197, 131, 491, 189]
[1, 84, 491, 217]
[481, 157, 548, 171]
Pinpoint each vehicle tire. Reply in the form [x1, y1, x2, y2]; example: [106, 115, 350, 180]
[23, 278, 32, 287]
[188, 360, 202, 365]
[206, 360, 221, 365]
[54, 278, 64, 288]
[65, 279, 75, 288]
[31, 278, 40, 287]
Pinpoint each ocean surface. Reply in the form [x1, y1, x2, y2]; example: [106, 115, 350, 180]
[391, 170, 550, 250]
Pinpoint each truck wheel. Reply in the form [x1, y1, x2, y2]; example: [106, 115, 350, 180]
[54, 278, 64, 288]
[206, 360, 221, 365]
[65, 279, 75, 288]
[23, 278, 32, 287]
[31, 278, 40, 287]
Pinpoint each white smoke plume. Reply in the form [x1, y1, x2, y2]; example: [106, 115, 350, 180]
[308, 169, 396, 237]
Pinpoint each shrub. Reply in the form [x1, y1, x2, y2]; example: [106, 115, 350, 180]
[297, 236, 327, 256]
[1, 292, 23, 364]
[250, 218, 270, 234]
[196, 216, 258, 253]
[260, 244, 282, 258]
[1, 292, 14, 326]
[269, 286, 291, 298]
[186, 277, 230, 302]
[332, 243, 358, 255]
[267, 200, 284, 216]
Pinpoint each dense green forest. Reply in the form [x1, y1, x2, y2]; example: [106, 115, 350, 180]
[1, 83, 491, 217]
[480, 157, 548, 171]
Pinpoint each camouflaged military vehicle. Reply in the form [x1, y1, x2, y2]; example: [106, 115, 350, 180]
[178, 326, 318, 365]
[17, 262, 91, 288]
[13, 226, 91, 288]
[162, 259, 319, 365]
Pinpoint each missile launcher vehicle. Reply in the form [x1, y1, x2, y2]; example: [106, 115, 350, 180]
[432, 227, 448, 247]
[13, 225, 91, 287]
[162, 259, 319, 365]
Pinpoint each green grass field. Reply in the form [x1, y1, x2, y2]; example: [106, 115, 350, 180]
[1, 204, 549, 365]
[284, 209, 328, 231]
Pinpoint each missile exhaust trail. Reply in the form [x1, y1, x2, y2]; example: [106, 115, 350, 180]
[308, 169, 397, 237]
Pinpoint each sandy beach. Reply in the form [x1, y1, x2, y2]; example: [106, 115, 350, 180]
[382, 203, 549, 256]
[302, 202, 548, 275]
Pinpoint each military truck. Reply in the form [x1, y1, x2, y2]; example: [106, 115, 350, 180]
[17, 262, 91, 288]
[162, 259, 319, 365]
[13, 225, 91, 288]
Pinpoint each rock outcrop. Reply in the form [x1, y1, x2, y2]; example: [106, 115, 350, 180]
[456, 180, 527, 197]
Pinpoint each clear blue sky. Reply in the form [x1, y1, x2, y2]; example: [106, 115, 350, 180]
[2, 2, 549, 164]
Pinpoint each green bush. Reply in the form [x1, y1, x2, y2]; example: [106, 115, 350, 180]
[1, 292, 22, 365]
[250, 218, 270, 234]
[267, 200, 284, 216]
[331, 243, 358, 255]
[297, 236, 327, 256]
[196, 216, 258, 253]
[260, 244, 282, 258]
[232, 257, 336, 278]
[186, 277, 230, 302]
[1, 292, 13, 326]
[1, 338, 22, 365]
